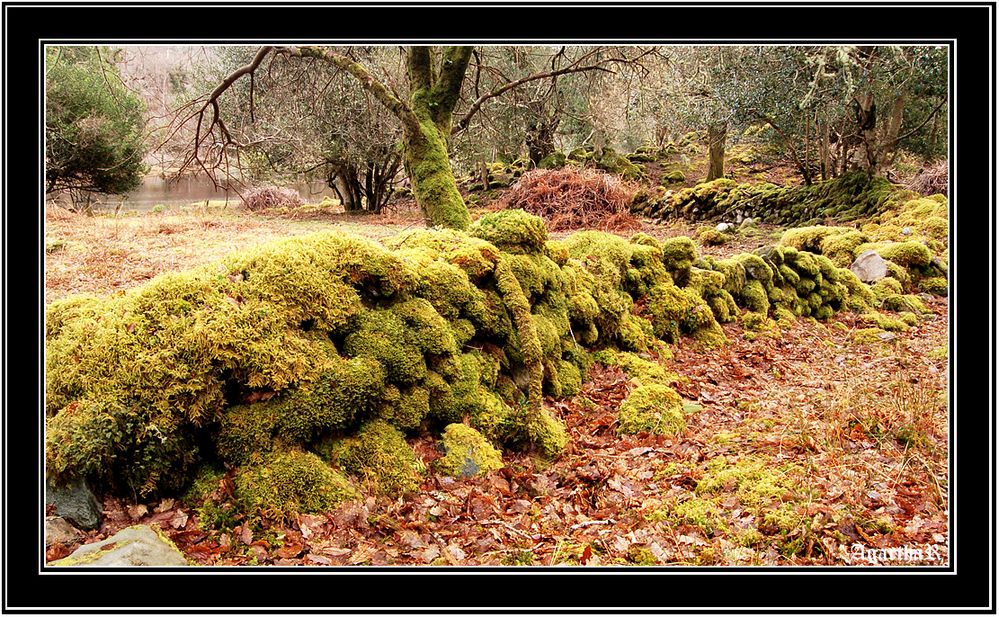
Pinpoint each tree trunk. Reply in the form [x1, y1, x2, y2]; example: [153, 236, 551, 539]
[706, 124, 726, 181]
[403, 119, 471, 230]
[820, 120, 830, 181]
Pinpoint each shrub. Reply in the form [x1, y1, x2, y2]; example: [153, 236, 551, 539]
[241, 185, 304, 211]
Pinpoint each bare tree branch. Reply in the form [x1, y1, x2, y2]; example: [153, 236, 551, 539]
[453, 47, 658, 134]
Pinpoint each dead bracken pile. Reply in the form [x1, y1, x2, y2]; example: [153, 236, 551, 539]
[500, 168, 638, 231]
[240, 185, 304, 211]
[904, 160, 948, 197]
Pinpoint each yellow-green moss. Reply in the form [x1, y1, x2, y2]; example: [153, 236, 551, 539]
[698, 229, 729, 246]
[234, 449, 358, 520]
[881, 294, 930, 315]
[918, 277, 948, 296]
[617, 384, 686, 436]
[469, 209, 548, 254]
[853, 328, 889, 344]
[325, 420, 423, 497]
[436, 423, 504, 478]
[592, 349, 675, 386]
[862, 312, 910, 332]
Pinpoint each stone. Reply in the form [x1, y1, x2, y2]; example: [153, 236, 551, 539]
[50, 525, 189, 567]
[930, 256, 948, 277]
[46, 478, 101, 530]
[877, 332, 897, 342]
[901, 226, 912, 236]
[716, 222, 733, 233]
[850, 250, 888, 283]
[45, 516, 83, 547]
[740, 217, 756, 229]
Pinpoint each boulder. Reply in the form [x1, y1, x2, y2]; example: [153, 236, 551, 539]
[50, 525, 189, 567]
[46, 478, 101, 530]
[740, 217, 756, 229]
[715, 222, 733, 233]
[45, 516, 83, 547]
[850, 250, 888, 283]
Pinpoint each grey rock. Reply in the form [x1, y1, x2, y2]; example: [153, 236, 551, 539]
[901, 226, 912, 236]
[45, 516, 83, 547]
[716, 222, 733, 233]
[46, 478, 101, 530]
[850, 250, 888, 283]
[740, 217, 756, 229]
[51, 525, 189, 567]
[931, 256, 948, 277]
[877, 332, 897, 342]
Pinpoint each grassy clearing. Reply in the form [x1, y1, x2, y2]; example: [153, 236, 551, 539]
[44, 203, 427, 304]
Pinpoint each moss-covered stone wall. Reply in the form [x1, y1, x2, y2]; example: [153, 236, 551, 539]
[46, 209, 925, 516]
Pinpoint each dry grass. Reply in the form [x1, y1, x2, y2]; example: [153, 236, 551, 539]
[43, 203, 425, 304]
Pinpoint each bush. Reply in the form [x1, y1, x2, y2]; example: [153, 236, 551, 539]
[499, 168, 637, 231]
[240, 185, 304, 211]
[45, 47, 147, 198]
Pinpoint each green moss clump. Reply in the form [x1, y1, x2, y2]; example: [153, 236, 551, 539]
[325, 420, 423, 497]
[593, 349, 675, 386]
[873, 241, 933, 268]
[469, 209, 548, 254]
[818, 230, 869, 267]
[853, 328, 888, 344]
[696, 456, 803, 513]
[862, 312, 910, 332]
[740, 280, 770, 314]
[617, 384, 686, 436]
[538, 151, 566, 170]
[436, 424, 504, 478]
[661, 236, 698, 285]
[779, 226, 854, 253]
[918, 277, 948, 296]
[342, 309, 428, 385]
[881, 294, 930, 315]
[870, 277, 904, 302]
[673, 498, 723, 535]
[698, 229, 729, 246]
[234, 450, 358, 520]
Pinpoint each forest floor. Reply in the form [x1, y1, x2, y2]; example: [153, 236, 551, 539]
[43, 199, 950, 567]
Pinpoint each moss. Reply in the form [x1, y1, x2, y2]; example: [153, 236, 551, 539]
[698, 229, 729, 246]
[617, 384, 686, 436]
[898, 311, 920, 327]
[779, 226, 855, 253]
[881, 294, 930, 315]
[538, 151, 567, 170]
[595, 147, 644, 180]
[856, 240, 933, 268]
[660, 236, 698, 285]
[918, 277, 948, 296]
[663, 170, 686, 183]
[740, 280, 770, 314]
[342, 310, 428, 385]
[673, 498, 724, 535]
[819, 230, 870, 267]
[593, 349, 675, 386]
[325, 420, 423, 497]
[407, 118, 472, 230]
[853, 328, 888, 344]
[862, 312, 910, 332]
[870, 277, 904, 302]
[436, 424, 504, 478]
[234, 450, 358, 520]
[696, 456, 803, 514]
[773, 306, 797, 329]
[740, 311, 777, 333]
[469, 209, 548, 254]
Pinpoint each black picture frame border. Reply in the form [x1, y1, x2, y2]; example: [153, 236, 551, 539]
[3, 1, 994, 613]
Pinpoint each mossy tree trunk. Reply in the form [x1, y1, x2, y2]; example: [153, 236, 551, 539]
[706, 123, 726, 181]
[294, 46, 473, 230]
